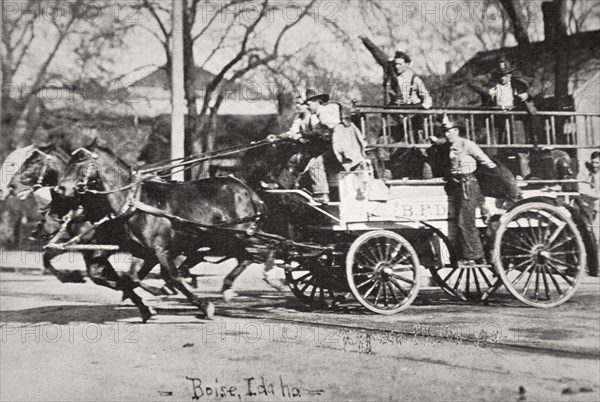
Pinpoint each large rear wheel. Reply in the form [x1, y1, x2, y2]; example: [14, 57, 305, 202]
[492, 202, 586, 307]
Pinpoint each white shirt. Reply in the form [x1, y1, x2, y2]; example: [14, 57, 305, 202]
[490, 82, 514, 109]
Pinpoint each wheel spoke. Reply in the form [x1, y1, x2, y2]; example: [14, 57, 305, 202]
[547, 236, 574, 251]
[391, 273, 415, 286]
[540, 264, 551, 300]
[534, 265, 540, 301]
[472, 268, 482, 294]
[477, 267, 493, 288]
[506, 257, 534, 273]
[356, 275, 376, 289]
[546, 255, 579, 272]
[299, 276, 313, 293]
[510, 261, 535, 286]
[442, 267, 459, 283]
[546, 223, 566, 247]
[452, 268, 466, 291]
[502, 254, 532, 259]
[503, 241, 533, 255]
[521, 264, 536, 294]
[526, 216, 540, 244]
[546, 261, 575, 286]
[294, 272, 312, 283]
[373, 283, 382, 305]
[544, 264, 564, 296]
[382, 284, 388, 307]
[386, 283, 399, 304]
[535, 215, 546, 246]
[374, 239, 385, 261]
[363, 281, 379, 299]
[519, 223, 538, 249]
[309, 279, 317, 299]
[389, 251, 409, 266]
[389, 277, 409, 297]
[465, 268, 471, 295]
[383, 239, 392, 261]
[357, 250, 378, 267]
[549, 251, 578, 256]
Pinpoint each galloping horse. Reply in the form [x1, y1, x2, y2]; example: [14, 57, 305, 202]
[5, 143, 69, 201]
[54, 141, 266, 321]
[4, 144, 91, 283]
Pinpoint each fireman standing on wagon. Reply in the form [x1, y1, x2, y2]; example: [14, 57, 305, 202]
[443, 116, 497, 266]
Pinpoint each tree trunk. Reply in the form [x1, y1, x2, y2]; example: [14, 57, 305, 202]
[498, 0, 531, 45]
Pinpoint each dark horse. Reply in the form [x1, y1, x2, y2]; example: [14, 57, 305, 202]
[54, 141, 266, 321]
[5, 144, 91, 283]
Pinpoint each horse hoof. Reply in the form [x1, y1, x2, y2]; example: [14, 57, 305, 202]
[141, 307, 156, 323]
[55, 270, 85, 284]
[263, 276, 287, 292]
[201, 301, 215, 320]
[222, 289, 237, 302]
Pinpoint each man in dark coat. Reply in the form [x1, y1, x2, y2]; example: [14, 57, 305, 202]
[470, 57, 539, 144]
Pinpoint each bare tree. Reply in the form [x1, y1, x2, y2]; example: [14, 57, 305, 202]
[496, 0, 531, 45]
[138, 0, 350, 177]
[1, 0, 136, 150]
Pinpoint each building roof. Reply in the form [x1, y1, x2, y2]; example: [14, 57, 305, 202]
[441, 30, 600, 111]
[132, 65, 217, 91]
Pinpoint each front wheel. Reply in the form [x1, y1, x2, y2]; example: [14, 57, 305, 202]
[492, 202, 586, 307]
[346, 230, 421, 314]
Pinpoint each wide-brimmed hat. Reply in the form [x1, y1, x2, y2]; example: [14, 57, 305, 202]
[305, 88, 330, 104]
[495, 57, 516, 75]
[394, 50, 411, 63]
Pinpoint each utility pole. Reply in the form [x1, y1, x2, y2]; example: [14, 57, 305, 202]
[171, 0, 185, 181]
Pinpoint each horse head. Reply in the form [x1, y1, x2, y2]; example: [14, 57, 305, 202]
[5, 143, 68, 201]
[240, 140, 302, 190]
[55, 138, 132, 200]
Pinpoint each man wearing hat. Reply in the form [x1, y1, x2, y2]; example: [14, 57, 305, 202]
[470, 57, 538, 143]
[383, 51, 432, 159]
[442, 116, 497, 266]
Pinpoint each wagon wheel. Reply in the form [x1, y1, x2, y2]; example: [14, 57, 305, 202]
[285, 256, 348, 309]
[427, 231, 501, 302]
[492, 202, 586, 307]
[346, 230, 420, 314]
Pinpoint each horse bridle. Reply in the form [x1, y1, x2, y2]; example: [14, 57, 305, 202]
[29, 149, 51, 190]
[71, 148, 99, 194]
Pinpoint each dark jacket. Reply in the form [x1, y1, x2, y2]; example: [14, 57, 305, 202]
[469, 72, 538, 113]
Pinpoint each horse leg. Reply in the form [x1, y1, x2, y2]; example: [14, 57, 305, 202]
[84, 254, 155, 322]
[221, 259, 253, 302]
[154, 245, 214, 319]
[131, 256, 174, 297]
[42, 248, 86, 284]
[262, 249, 286, 291]
[176, 252, 208, 289]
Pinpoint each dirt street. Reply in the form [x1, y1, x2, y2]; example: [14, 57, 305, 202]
[1, 255, 599, 401]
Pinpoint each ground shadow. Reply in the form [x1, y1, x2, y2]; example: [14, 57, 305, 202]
[0, 304, 144, 325]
